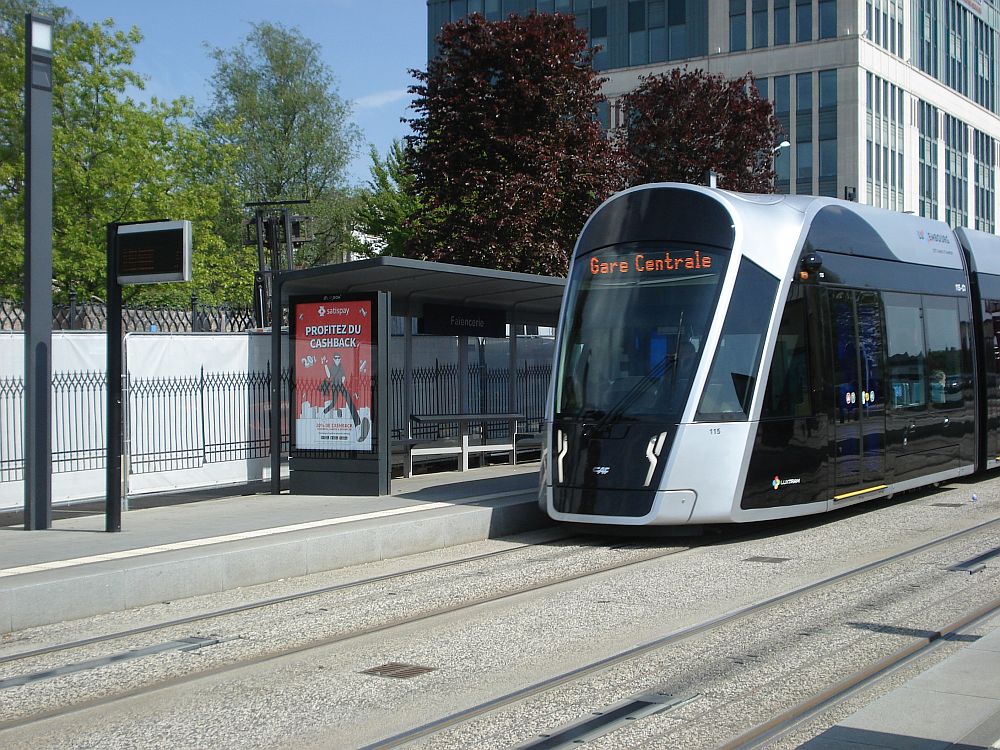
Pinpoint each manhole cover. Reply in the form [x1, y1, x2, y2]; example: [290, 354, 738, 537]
[360, 662, 436, 679]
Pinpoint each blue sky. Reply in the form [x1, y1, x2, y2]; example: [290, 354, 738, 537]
[62, 0, 429, 187]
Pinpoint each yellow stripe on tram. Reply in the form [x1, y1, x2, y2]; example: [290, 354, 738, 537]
[834, 484, 889, 501]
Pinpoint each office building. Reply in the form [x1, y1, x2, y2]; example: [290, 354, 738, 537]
[428, 0, 1000, 231]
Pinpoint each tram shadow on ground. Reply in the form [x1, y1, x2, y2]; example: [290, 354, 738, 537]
[799, 725, 991, 749]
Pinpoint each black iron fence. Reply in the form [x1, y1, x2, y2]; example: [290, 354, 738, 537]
[0, 363, 551, 486]
[1, 294, 256, 333]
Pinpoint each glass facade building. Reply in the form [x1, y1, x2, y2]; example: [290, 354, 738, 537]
[428, 0, 1000, 229]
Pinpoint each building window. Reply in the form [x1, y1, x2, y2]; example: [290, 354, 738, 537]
[944, 114, 969, 228]
[866, 71, 903, 211]
[730, 0, 747, 52]
[752, 0, 767, 48]
[755, 76, 768, 100]
[775, 75, 790, 194]
[972, 16, 995, 113]
[774, 0, 790, 45]
[918, 101, 939, 219]
[591, 0, 608, 69]
[796, 0, 811, 43]
[796, 72, 812, 195]
[975, 130, 995, 233]
[818, 0, 835, 39]
[817, 69, 837, 197]
[629, 0, 648, 65]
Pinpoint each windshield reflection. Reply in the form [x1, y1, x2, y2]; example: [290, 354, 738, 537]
[556, 243, 729, 423]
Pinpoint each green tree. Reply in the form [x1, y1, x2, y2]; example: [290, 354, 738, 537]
[406, 12, 625, 277]
[620, 68, 781, 192]
[355, 140, 420, 257]
[0, 1, 251, 305]
[203, 22, 363, 267]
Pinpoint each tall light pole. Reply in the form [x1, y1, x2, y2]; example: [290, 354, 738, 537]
[24, 14, 54, 530]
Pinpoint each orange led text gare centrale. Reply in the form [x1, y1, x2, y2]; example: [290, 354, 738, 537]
[590, 251, 712, 276]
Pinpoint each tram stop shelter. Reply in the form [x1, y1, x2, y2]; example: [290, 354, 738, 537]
[267, 257, 565, 496]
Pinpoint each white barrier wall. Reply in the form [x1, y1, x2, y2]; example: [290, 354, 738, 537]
[0, 332, 108, 509]
[0, 332, 280, 511]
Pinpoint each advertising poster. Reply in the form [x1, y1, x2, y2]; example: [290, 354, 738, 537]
[292, 296, 374, 452]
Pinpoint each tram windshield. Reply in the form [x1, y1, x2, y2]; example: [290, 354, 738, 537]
[555, 242, 730, 423]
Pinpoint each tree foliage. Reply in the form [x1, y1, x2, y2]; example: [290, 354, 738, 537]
[355, 140, 420, 257]
[405, 12, 625, 277]
[203, 22, 363, 266]
[620, 68, 781, 192]
[0, 1, 252, 305]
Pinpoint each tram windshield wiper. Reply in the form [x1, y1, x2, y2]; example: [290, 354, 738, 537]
[591, 354, 676, 433]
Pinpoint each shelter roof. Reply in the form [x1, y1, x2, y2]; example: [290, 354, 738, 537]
[278, 256, 566, 324]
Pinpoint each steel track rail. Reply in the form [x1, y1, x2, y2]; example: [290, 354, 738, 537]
[359, 515, 1000, 750]
[719, 596, 1000, 750]
[0, 538, 703, 733]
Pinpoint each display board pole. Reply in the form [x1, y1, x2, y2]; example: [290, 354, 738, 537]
[105, 223, 123, 532]
[270, 272, 283, 495]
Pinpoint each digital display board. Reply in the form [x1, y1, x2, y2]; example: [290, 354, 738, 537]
[291, 295, 375, 453]
[588, 250, 714, 277]
[419, 303, 506, 337]
[116, 220, 192, 285]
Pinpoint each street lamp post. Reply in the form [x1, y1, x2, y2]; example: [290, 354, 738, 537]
[24, 14, 54, 530]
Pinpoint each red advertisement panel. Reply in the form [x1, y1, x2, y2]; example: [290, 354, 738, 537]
[292, 297, 373, 452]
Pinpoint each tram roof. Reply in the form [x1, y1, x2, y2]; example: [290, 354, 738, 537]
[278, 256, 566, 325]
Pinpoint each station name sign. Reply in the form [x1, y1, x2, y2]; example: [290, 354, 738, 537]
[116, 220, 192, 285]
[420, 303, 506, 338]
[589, 250, 713, 277]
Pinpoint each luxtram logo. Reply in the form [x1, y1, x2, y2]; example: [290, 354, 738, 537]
[772, 475, 802, 490]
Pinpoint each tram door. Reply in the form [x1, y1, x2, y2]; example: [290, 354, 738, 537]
[829, 290, 886, 492]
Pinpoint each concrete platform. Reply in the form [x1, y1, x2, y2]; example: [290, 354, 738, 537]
[799, 625, 1000, 749]
[0, 464, 547, 634]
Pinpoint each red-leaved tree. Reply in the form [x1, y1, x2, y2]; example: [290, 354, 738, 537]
[620, 68, 781, 192]
[405, 12, 626, 276]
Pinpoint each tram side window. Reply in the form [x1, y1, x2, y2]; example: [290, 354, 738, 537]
[884, 293, 926, 411]
[985, 300, 1000, 378]
[923, 295, 965, 409]
[761, 290, 811, 420]
[696, 259, 778, 421]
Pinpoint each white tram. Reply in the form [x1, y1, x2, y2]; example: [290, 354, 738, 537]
[540, 183, 1000, 526]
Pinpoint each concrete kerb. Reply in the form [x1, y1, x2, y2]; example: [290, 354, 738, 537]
[1, 493, 549, 634]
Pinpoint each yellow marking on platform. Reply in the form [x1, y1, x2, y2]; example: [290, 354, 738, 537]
[834, 484, 888, 501]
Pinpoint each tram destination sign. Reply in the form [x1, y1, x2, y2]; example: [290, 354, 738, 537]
[116, 220, 192, 285]
[588, 249, 714, 277]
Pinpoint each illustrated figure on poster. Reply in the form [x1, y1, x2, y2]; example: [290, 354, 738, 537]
[321, 352, 370, 441]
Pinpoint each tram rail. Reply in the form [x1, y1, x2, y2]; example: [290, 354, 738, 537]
[721, 597, 1000, 750]
[0, 531, 704, 732]
[359, 515, 1000, 750]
